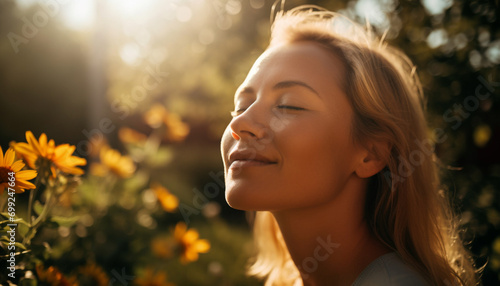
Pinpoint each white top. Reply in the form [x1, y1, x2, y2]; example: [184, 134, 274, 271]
[352, 252, 430, 286]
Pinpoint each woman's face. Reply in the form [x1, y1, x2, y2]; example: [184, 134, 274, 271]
[221, 41, 365, 212]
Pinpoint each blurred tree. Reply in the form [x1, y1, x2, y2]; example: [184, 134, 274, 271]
[0, 0, 89, 149]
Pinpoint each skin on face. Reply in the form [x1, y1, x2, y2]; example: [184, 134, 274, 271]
[221, 41, 367, 212]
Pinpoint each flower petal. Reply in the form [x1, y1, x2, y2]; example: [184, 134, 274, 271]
[50, 166, 57, 178]
[26, 131, 42, 156]
[182, 229, 200, 244]
[54, 144, 71, 159]
[0, 146, 4, 165]
[10, 160, 25, 172]
[57, 164, 84, 175]
[193, 239, 210, 253]
[174, 222, 187, 241]
[39, 133, 47, 156]
[184, 249, 199, 262]
[13, 142, 33, 155]
[22, 155, 38, 169]
[15, 180, 36, 190]
[4, 148, 15, 166]
[47, 140, 55, 155]
[16, 169, 37, 180]
[68, 156, 87, 166]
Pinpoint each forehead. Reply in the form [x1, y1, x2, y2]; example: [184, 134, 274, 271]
[241, 41, 346, 94]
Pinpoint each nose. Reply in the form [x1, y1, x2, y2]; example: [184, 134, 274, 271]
[229, 104, 269, 141]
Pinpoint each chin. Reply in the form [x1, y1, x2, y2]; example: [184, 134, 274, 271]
[225, 187, 288, 212]
[225, 187, 267, 211]
[225, 190, 254, 210]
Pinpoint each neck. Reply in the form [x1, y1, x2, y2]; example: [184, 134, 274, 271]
[271, 176, 390, 286]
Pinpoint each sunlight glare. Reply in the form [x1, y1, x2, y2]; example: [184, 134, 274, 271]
[108, 0, 154, 18]
[60, 0, 95, 31]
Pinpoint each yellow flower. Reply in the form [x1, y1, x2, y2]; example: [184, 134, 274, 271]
[133, 268, 175, 286]
[35, 264, 78, 286]
[144, 104, 167, 129]
[473, 124, 492, 147]
[493, 237, 500, 254]
[13, 131, 86, 176]
[88, 135, 109, 159]
[151, 183, 178, 212]
[164, 112, 189, 142]
[143, 104, 189, 142]
[119, 127, 148, 145]
[151, 236, 175, 259]
[174, 222, 210, 264]
[0, 146, 37, 194]
[90, 146, 136, 178]
[76, 263, 110, 286]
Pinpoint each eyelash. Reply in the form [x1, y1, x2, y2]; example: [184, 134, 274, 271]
[277, 105, 305, 111]
[230, 105, 305, 117]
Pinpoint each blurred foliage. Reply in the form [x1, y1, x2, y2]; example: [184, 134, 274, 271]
[0, 0, 499, 285]
[1, 113, 259, 285]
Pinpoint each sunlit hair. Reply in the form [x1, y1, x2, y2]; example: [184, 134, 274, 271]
[247, 5, 478, 286]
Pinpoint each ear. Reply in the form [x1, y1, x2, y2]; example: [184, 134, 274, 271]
[354, 141, 391, 178]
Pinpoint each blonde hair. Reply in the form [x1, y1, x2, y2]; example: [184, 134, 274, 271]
[247, 5, 478, 286]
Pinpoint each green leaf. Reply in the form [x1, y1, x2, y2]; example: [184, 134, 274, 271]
[0, 236, 10, 245]
[18, 223, 30, 237]
[14, 241, 27, 251]
[50, 216, 80, 227]
[146, 146, 174, 167]
[33, 201, 44, 216]
[123, 171, 149, 193]
[0, 215, 30, 228]
[0, 237, 27, 251]
[1, 217, 31, 228]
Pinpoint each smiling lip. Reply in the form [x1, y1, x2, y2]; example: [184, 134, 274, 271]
[228, 150, 277, 169]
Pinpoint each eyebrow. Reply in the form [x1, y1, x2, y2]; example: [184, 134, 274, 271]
[237, 80, 320, 96]
[273, 80, 319, 96]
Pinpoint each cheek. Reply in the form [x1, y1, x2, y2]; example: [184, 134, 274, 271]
[275, 121, 355, 201]
[283, 116, 351, 161]
[222, 115, 357, 211]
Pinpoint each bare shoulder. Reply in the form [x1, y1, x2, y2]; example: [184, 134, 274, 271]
[352, 252, 430, 286]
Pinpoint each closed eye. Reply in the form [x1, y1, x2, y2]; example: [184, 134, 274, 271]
[231, 106, 305, 117]
[277, 105, 306, 111]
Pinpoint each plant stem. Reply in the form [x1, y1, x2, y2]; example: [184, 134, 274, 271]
[23, 189, 53, 245]
[0, 192, 7, 212]
[27, 169, 44, 225]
